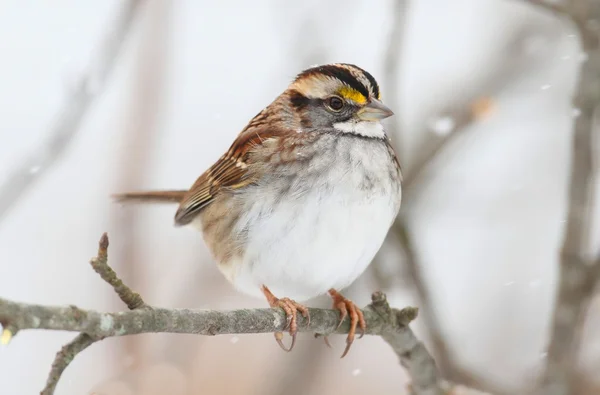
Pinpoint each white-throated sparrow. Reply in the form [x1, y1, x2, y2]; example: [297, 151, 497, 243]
[115, 63, 402, 357]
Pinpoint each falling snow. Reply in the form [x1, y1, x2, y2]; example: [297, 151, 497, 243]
[1, 4, 594, 394]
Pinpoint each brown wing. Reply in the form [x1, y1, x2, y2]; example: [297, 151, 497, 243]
[174, 111, 287, 226]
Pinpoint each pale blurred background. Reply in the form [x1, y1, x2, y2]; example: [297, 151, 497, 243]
[1, 1, 599, 394]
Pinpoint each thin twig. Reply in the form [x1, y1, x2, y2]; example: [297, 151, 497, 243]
[41, 334, 98, 395]
[534, 1, 600, 394]
[91, 233, 146, 310]
[0, 0, 143, 224]
[0, 233, 444, 395]
[38, 232, 148, 395]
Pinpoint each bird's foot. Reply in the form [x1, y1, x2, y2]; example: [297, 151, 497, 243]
[261, 285, 310, 352]
[325, 289, 366, 358]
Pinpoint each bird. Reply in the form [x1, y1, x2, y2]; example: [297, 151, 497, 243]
[114, 63, 402, 357]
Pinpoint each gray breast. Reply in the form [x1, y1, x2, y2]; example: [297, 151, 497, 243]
[228, 133, 402, 243]
[260, 133, 399, 200]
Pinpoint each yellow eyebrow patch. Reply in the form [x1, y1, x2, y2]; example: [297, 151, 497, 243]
[338, 86, 367, 104]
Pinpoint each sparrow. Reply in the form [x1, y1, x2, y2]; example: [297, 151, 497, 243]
[114, 63, 402, 357]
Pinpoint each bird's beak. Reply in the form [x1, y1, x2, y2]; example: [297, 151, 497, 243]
[356, 99, 394, 121]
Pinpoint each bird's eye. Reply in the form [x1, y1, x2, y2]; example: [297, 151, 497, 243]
[326, 96, 345, 112]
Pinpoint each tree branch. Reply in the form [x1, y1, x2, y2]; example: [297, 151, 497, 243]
[382, 12, 580, 392]
[379, 5, 496, 386]
[42, 334, 98, 395]
[91, 233, 147, 310]
[0, 234, 444, 395]
[388, 100, 496, 391]
[383, 0, 409, 152]
[0, 0, 143, 224]
[0, 297, 416, 338]
[523, 0, 570, 15]
[38, 232, 148, 395]
[533, 1, 600, 394]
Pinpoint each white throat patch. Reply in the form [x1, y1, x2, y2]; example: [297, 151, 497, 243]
[333, 120, 385, 138]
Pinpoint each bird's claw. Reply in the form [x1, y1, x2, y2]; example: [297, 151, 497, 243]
[261, 285, 310, 352]
[328, 289, 366, 358]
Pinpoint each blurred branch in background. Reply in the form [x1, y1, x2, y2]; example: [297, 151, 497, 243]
[399, 14, 552, 189]
[400, 95, 494, 190]
[0, 0, 143, 224]
[108, 0, 171, 366]
[377, 0, 600, 394]
[374, 2, 600, 393]
[387, 93, 495, 390]
[378, 19, 540, 395]
[383, 0, 409, 154]
[525, 0, 569, 15]
[0, 234, 444, 395]
[534, 1, 600, 394]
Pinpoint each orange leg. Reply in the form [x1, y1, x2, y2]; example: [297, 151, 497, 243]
[327, 289, 366, 358]
[261, 285, 310, 352]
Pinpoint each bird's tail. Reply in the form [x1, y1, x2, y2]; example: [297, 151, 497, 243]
[112, 190, 187, 204]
